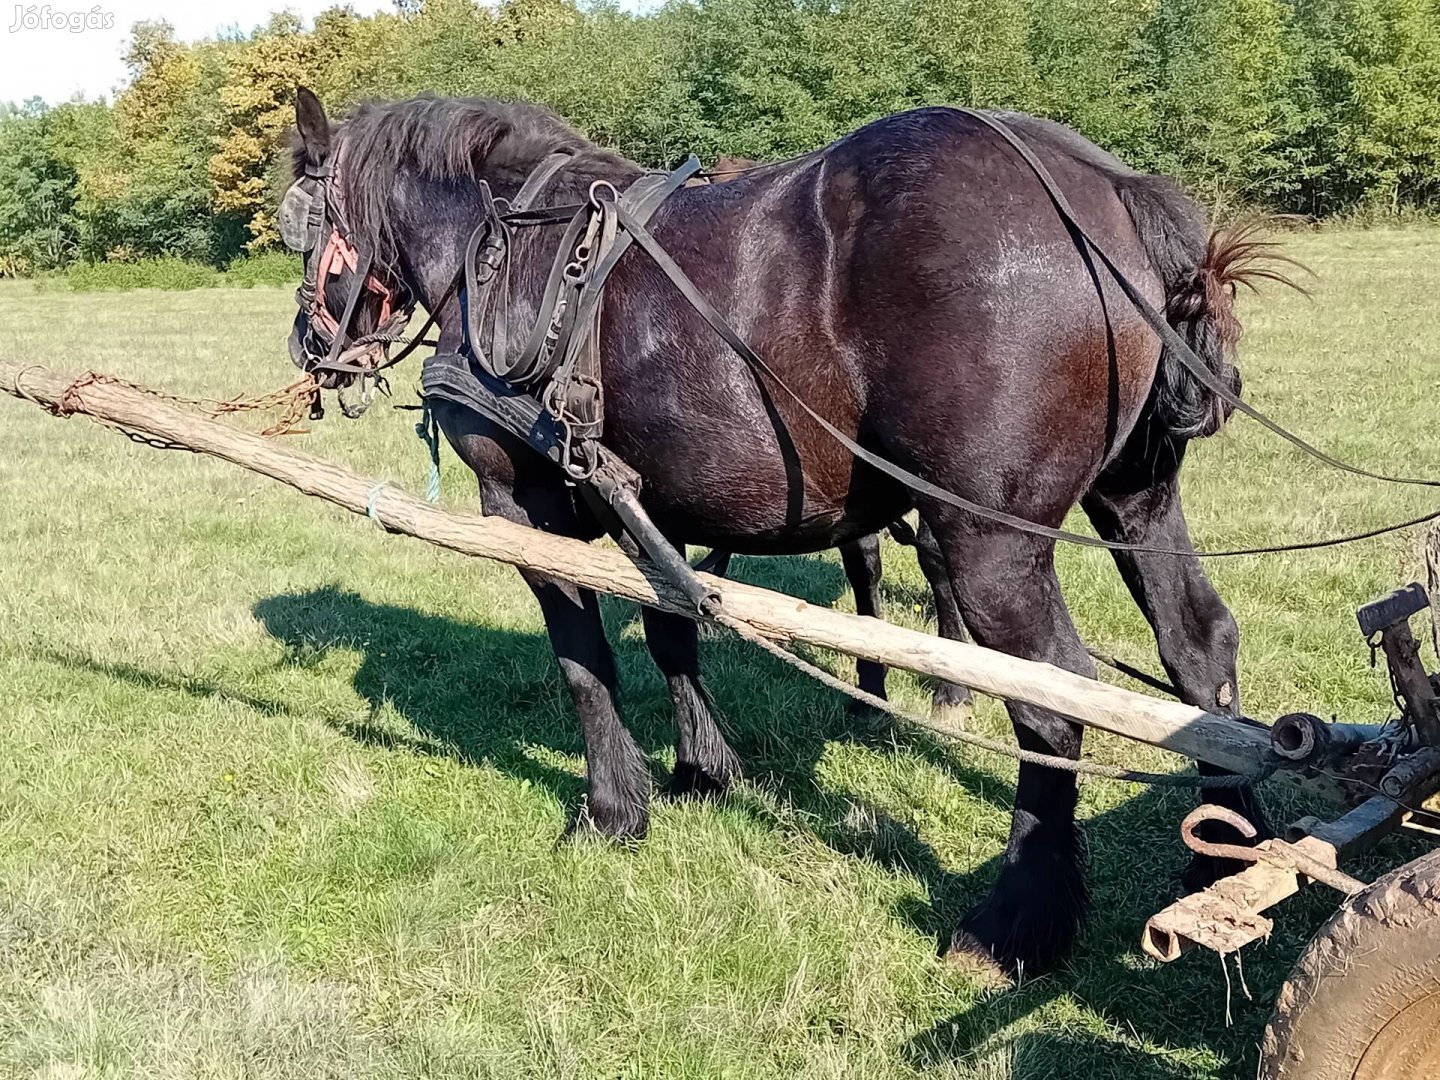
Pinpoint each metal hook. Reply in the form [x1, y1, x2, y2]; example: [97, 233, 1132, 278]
[1180, 804, 1258, 863]
[588, 179, 618, 208]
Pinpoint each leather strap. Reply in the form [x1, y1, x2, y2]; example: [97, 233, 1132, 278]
[613, 203, 1440, 557]
[955, 108, 1440, 491]
[431, 128, 1440, 558]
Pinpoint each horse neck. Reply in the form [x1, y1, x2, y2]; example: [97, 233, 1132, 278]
[494, 147, 645, 207]
[390, 149, 646, 347]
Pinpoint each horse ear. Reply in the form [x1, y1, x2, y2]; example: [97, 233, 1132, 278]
[295, 86, 331, 169]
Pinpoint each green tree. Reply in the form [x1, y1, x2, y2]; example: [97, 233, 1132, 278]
[3, 0, 1439, 279]
[1289, 0, 1440, 213]
[110, 23, 237, 261]
[913, 0, 1036, 108]
[0, 101, 79, 274]
[211, 13, 320, 249]
[1028, 0, 1157, 163]
[1139, 0, 1305, 207]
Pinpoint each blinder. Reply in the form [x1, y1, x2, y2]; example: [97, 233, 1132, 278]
[278, 178, 320, 253]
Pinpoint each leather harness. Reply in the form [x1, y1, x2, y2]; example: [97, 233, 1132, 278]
[283, 111, 1440, 605]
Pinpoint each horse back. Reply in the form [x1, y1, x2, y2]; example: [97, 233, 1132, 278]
[598, 107, 1168, 552]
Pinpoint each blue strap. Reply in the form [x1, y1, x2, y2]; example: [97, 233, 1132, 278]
[415, 399, 442, 504]
[365, 483, 387, 522]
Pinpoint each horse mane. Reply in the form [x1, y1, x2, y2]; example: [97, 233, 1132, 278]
[292, 96, 612, 270]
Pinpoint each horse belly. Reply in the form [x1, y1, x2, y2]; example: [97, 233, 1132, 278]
[604, 412, 907, 556]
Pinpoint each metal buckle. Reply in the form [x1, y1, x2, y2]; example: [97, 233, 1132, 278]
[588, 179, 618, 208]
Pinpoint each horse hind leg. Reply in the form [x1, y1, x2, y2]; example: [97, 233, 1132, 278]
[924, 512, 1093, 978]
[839, 528, 975, 724]
[911, 518, 975, 725]
[839, 536, 889, 701]
[641, 603, 742, 798]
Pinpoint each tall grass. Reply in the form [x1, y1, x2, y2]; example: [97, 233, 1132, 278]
[39, 253, 302, 292]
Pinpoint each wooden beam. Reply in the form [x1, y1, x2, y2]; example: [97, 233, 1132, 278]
[0, 361, 1277, 775]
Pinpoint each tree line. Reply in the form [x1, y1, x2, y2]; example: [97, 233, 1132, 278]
[1, 0, 1437, 276]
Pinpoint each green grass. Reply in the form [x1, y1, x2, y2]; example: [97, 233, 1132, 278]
[2, 226, 1439, 1078]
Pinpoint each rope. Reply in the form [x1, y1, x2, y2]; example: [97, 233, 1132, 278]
[709, 609, 1271, 788]
[12, 365, 48, 409]
[415, 399, 442, 504]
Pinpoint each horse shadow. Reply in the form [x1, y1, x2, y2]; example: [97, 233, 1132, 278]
[245, 554, 1355, 1078]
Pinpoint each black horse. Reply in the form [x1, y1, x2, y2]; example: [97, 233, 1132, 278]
[283, 88, 1272, 976]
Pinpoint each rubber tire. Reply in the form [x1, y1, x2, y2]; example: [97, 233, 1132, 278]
[1259, 846, 1440, 1079]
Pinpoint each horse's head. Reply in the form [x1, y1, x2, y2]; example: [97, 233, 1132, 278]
[278, 90, 637, 418]
[281, 87, 414, 418]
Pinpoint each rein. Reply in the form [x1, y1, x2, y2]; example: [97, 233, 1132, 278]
[333, 116, 1440, 560]
[610, 195, 1440, 558]
[559, 119, 1440, 558]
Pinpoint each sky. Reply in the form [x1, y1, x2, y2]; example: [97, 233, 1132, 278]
[0, 1, 396, 106]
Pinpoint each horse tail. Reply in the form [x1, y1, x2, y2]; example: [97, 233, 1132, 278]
[1114, 175, 1303, 440]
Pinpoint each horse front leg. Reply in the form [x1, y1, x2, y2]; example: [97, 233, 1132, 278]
[527, 568, 651, 839]
[1082, 460, 1266, 890]
[453, 416, 651, 840]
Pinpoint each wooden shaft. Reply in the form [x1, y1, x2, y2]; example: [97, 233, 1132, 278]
[0, 360, 1276, 775]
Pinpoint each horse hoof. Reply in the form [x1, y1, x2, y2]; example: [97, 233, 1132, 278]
[944, 930, 1016, 989]
[565, 799, 649, 844]
[668, 761, 733, 800]
[947, 921, 1061, 983]
[845, 695, 890, 727]
[950, 869, 1083, 981]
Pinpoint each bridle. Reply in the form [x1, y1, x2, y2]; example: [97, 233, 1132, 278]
[281, 160, 423, 411]
[279, 152, 575, 413]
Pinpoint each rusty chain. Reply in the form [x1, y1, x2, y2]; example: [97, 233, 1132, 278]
[51, 371, 321, 437]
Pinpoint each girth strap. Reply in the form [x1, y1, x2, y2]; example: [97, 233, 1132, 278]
[421, 352, 567, 466]
[421, 350, 718, 612]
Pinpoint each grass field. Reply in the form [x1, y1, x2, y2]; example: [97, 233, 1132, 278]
[2, 227, 1440, 1079]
